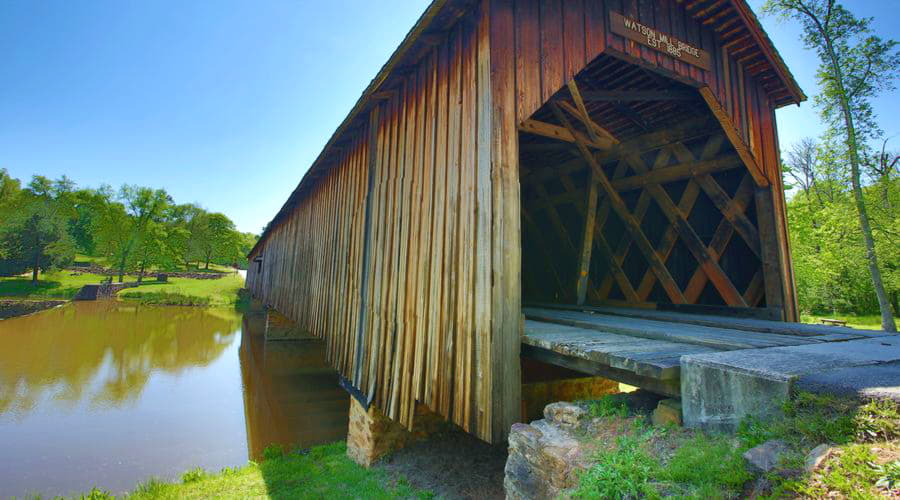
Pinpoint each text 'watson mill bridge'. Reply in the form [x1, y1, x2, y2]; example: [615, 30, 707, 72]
[245, 0, 835, 454]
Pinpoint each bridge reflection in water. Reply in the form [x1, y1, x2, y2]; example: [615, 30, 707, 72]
[239, 311, 349, 460]
[0, 302, 349, 498]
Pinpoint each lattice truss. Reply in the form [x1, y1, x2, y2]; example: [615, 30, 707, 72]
[519, 76, 765, 310]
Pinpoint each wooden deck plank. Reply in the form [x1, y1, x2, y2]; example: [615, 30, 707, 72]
[526, 302, 881, 340]
[523, 320, 717, 380]
[524, 307, 824, 350]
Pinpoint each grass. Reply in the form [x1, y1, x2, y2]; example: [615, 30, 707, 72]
[76, 442, 430, 500]
[117, 274, 244, 306]
[0, 256, 244, 305]
[735, 393, 900, 499]
[572, 393, 900, 499]
[573, 395, 752, 499]
[0, 270, 108, 300]
[800, 313, 885, 330]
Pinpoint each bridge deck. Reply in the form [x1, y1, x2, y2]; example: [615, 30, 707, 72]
[521, 305, 886, 398]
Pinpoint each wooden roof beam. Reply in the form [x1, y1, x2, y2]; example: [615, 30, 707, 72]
[578, 90, 697, 102]
[518, 119, 615, 150]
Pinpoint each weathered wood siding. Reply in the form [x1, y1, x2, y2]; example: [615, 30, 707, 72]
[247, 4, 520, 443]
[491, 0, 796, 319]
[246, 0, 802, 445]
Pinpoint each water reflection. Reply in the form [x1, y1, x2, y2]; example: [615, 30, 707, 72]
[0, 303, 349, 498]
[0, 302, 239, 417]
[239, 312, 349, 459]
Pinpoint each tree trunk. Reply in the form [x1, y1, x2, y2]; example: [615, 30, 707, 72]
[137, 260, 145, 284]
[824, 40, 897, 332]
[31, 253, 39, 285]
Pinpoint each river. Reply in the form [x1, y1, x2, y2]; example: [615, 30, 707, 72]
[0, 302, 349, 498]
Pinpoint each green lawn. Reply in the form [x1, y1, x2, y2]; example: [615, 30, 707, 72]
[0, 265, 244, 305]
[0, 271, 108, 300]
[82, 443, 429, 500]
[117, 273, 245, 306]
[801, 313, 885, 331]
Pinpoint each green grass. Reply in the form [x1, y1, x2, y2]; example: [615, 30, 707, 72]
[586, 395, 629, 419]
[801, 313, 885, 330]
[735, 393, 900, 499]
[0, 271, 108, 300]
[118, 274, 244, 306]
[77, 442, 430, 500]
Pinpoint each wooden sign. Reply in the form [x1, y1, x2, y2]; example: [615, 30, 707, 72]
[609, 11, 712, 71]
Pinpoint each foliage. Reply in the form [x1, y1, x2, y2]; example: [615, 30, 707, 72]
[0, 178, 76, 282]
[764, 0, 899, 331]
[0, 171, 258, 285]
[784, 139, 899, 319]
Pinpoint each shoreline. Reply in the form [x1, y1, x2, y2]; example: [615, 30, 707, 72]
[0, 299, 68, 320]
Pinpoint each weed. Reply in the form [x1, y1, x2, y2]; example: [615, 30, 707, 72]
[78, 487, 114, 500]
[662, 433, 752, 494]
[134, 477, 166, 496]
[574, 434, 659, 499]
[855, 399, 900, 442]
[263, 443, 285, 461]
[587, 395, 629, 419]
[180, 467, 205, 484]
[874, 460, 900, 490]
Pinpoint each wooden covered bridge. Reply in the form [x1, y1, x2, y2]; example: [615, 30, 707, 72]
[246, 0, 807, 444]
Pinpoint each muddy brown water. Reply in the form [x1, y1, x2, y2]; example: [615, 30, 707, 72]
[0, 302, 349, 498]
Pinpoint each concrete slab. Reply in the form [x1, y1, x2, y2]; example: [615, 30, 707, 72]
[681, 336, 900, 431]
[798, 361, 900, 402]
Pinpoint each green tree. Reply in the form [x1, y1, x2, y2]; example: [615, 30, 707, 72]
[764, 0, 900, 332]
[195, 212, 240, 270]
[98, 186, 171, 282]
[0, 176, 75, 283]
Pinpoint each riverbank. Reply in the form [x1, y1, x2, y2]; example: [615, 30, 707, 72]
[0, 299, 66, 319]
[82, 443, 431, 499]
[0, 269, 244, 308]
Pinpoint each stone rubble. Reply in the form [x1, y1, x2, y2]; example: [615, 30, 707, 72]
[742, 439, 790, 474]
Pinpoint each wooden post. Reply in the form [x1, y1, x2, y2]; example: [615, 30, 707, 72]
[576, 176, 599, 305]
[489, 0, 521, 443]
[755, 185, 787, 321]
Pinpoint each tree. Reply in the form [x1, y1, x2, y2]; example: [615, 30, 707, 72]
[764, 0, 900, 331]
[194, 212, 239, 270]
[98, 186, 171, 282]
[0, 176, 75, 283]
[0, 168, 22, 215]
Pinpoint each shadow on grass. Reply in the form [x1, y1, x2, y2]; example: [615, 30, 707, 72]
[0, 278, 78, 299]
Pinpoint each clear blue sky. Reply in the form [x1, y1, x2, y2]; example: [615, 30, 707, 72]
[1, 1, 898, 234]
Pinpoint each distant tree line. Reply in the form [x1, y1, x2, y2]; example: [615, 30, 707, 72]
[0, 171, 258, 284]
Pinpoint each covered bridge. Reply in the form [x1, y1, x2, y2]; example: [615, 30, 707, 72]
[246, 0, 805, 444]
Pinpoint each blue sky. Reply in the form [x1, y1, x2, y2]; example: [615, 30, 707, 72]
[1, 1, 898, 234]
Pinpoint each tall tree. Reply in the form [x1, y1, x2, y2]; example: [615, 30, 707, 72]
[764, 0, 900, 331]
[111, 186, 171, 282]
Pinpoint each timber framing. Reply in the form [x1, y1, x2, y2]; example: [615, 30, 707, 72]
[246, 0, 804, 445]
